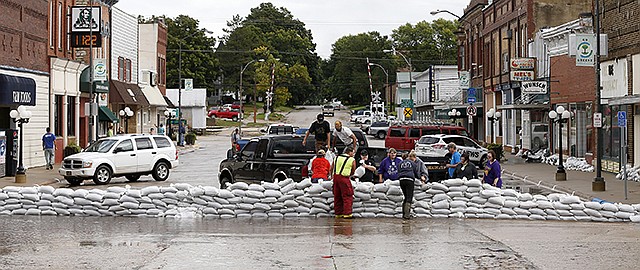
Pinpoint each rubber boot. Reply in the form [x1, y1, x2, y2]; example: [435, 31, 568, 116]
[402, 202, 411, 220]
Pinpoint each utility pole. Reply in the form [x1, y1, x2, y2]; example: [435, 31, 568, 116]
[593, 0, 606, 191]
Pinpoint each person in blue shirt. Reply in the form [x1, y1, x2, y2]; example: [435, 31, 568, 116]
[42, 127, 56, 170]
[445, 142, 461, 178]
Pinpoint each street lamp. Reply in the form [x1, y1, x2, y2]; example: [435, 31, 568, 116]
[176, 29, 213, 146]
[10, 106, 32, 183]
[549, 106, 572, 181]
[119, 106, 134, 133]
[430, 9, 462, 19]
[448, 108, 461, 124]
[240, 59, 265, 131]
[383, 48, 413, 120]
[164, 110, 174, 138]
[486, 108, 502, 143]
[368, 62, 390, 114]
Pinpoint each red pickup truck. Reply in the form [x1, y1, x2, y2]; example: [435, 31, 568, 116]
[208, 108, 240, 121]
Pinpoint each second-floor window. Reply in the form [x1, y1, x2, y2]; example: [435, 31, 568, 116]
[117, 57, 133, 82]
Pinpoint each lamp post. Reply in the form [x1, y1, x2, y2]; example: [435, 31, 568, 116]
[549, 105, 571, 181]
[10, 106, 32, 183]
[383, 48, 413, 120]
[119, 107, 134, 133]
[486, 108, 502, 143]
[430, 9, 462, 19]
[240, 59, 265, 132]
[164, 110, 174, 139]
[368, 62, 389, 114]
[175, 29, 213, 146]
[448, 109, 461, 124]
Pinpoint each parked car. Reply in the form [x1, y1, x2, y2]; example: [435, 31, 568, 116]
[415, 134, 488, 166]
[368, 121, 390, 139]
[531, 123, 548, 150]
[353, 111, 372, 124]
[261, 123, 296, 135]
[322, 104, 335, 116]
[208, 108, 240, 121]
[59, 135, 179, 185]
[350, 110, 365, 122]
[231, 101, 244, 112]
[385, 124, 469, 152]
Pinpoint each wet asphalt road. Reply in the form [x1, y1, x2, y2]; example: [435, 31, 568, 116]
[1, 216, 640, 269]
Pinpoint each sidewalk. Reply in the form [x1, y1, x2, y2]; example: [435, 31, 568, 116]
[502, 154, 639, 204]
[0, 143, 200, 189]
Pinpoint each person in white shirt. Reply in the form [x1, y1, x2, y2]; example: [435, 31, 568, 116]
[332, 120, 357, 151]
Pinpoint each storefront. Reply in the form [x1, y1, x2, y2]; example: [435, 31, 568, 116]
[110, 80, 150, 134]
[0, 69, 49, 170]
[79, 67, 113, 145]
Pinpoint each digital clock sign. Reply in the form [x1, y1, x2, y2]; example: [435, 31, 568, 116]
[70, 33, 102, 48]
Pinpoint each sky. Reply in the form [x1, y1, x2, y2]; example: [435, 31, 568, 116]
[116, 0, 469, 58]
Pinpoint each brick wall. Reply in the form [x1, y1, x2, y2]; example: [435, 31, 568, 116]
[549, 55, 596, 104]
[602, 0, 640, 60]
[47, 0, 74, 59]
[0, 0, 49, 72]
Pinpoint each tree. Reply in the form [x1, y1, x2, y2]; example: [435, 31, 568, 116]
[165, 15, 219, 92]
[216, 3, 318, 105]
[321, 32, 396, 105]
[391, 19, 459, 71]
[253, 47, 312, 107]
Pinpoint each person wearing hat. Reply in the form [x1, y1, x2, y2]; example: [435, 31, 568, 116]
[303, 113, 331, 152]
[311, 149, 331, 183]
[358, 150, 377, 182]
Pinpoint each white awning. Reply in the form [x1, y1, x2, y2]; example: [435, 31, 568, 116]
[140, 84, 167, 107]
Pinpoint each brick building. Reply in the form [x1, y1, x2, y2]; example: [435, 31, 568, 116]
[138, 19, 168, 133]
[0, 0, 50, 174]
[599, 0, 640, 170]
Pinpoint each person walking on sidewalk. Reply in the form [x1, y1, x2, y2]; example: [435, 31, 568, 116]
[483, 150, 502, 188]
[397, 151, 424, 219]
[454, 152, 478, 179]
[42, 127, 56, 170]
[303, 114, 331, 152]
[331, 146, 356, 219]
[158, 123, 165, 136]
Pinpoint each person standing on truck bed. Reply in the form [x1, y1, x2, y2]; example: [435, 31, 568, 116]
[332, 120, 358, 151]
[331, 146, 356, 219]
[303, 113, 331, 152]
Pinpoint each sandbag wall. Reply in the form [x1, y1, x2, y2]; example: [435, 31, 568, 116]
[1, 178, 640, 222]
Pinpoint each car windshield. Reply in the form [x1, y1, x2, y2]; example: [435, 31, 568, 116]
[84, 139, 118, 153]
[372, 121, 388, 127]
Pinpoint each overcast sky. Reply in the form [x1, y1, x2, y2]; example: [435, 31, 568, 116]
[116, 0, 468, 58]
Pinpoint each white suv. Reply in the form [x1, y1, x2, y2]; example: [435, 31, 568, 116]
[414, 134, 488, 166]
[59, 135, 179, 185]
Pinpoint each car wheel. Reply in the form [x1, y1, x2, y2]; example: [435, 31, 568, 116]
[220, 173, 233, 188]
[377, 131, 386, 139]
[152, 161, 170, 181]
[92, 165, 112, 185]
[232, 116, 238, 122]
[125, 174, 141, 182]
[272, 171, 287, 183]
[65, 177, 83, 186]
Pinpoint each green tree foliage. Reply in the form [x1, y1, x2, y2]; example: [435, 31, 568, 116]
[391, 19, 459, 71]
[165, 15, 219, 91]
[321, 32, 396, 105]
[253, 48, 312, 107]
[216, 3, 318, 105]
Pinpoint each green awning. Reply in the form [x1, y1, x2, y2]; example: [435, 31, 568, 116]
[80, 67, 109, 93]
[98, 106, 119, 123]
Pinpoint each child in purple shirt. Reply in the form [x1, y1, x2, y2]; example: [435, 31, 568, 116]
[483, 150, 502, 188]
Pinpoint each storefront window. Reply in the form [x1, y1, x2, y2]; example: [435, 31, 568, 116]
[54, 95, 63, 136]
[67, 96, 75, 136]
[602, 104, 621, 160]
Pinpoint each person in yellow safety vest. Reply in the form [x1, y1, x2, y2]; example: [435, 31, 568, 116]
[330, 146, 356, 219]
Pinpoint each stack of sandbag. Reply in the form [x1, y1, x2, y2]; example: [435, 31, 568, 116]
[616, 165, 640, 182]
[4, 177, 640, 223]
[564, 157, 594, 172]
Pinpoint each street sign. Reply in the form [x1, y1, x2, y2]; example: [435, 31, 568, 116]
[594, 112, 602, 128]
[466, 105, 477, 116]
[403, 107, 413, 118]
[467, 87, 476, 103]
[459, 71, 470, 88]
[93, 59, 107, 81]
[618, 111, 627, 127]
[184, 79, 193, 91]
[401, 99, 414, 108]
[467, 97, 476, 104]
[575, 34, 595, 67]
[372, 91, 381, 102]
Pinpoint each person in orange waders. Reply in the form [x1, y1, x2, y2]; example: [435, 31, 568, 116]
[331, 146, 356, 219]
